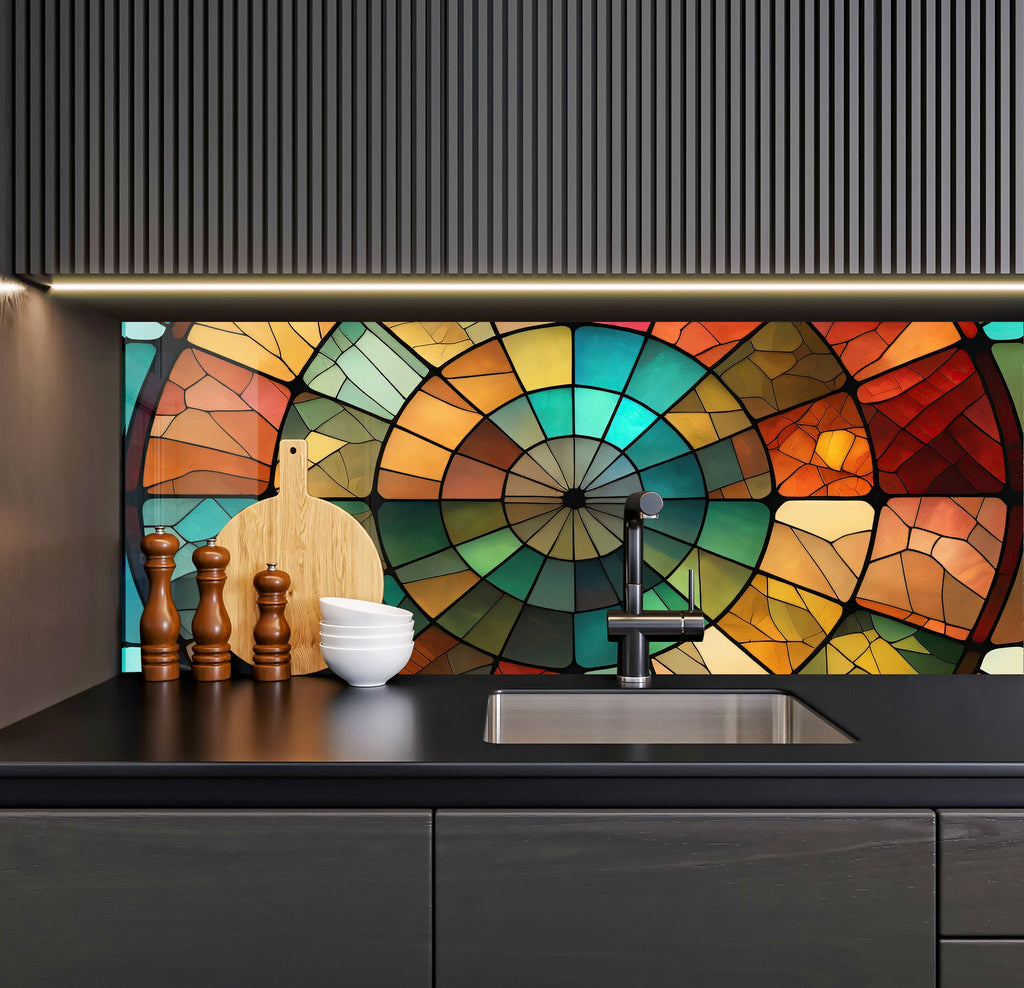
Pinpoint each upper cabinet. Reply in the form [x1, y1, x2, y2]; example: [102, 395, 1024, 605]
[3, 0, 1022, 277]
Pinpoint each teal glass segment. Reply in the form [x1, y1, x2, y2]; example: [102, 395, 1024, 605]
[696, 437, 744, 491]
[574, 325, 644, 392]
[697, 502, 771, 568]
[573, 609, 619, 668]
[487, 546, 547, 599]
[623, 418, 690, 470]
[123, 343, 156, 435]
[604, 396, 658, 448]
[983, 321, 1024, 340]
[490, 396, 546, 448]
[573, 388, 619, 438]
[123, 556, 144, 645]
[378, 502, 449, 565]
[529, 387, 574, 437]
[640, 455, 706, 499]
[625, 339, 706, 413]
[122, 646, 142, 673]
[122, 321, 167, 340]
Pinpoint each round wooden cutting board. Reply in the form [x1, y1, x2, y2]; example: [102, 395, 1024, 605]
[217, 440, 385, 674]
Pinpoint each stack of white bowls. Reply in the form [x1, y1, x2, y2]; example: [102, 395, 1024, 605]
[319, 597, 416, 687]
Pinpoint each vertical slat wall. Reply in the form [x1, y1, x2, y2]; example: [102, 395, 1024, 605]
[7, 0, 1024, 275]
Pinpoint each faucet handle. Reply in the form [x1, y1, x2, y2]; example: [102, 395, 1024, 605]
[688, 568, 700, 611]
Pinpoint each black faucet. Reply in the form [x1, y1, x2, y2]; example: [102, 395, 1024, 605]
[606, 491, 705, 688]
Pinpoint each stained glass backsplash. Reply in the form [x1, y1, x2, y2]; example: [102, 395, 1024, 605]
[123, 321, 1023, 676]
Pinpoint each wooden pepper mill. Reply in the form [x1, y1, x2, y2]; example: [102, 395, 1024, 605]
[252, 563, 292, 681]
[140, 526, 181, 681]
[191, 538, 232, 681]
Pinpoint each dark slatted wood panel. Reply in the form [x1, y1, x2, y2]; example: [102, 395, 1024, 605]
[7, 0, 1024, 275]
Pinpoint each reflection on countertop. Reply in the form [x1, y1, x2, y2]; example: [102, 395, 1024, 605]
[141, 677, 421, 762]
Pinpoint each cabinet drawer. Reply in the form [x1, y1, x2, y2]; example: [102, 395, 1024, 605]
[0, 810, 432, 988]
[941, 941, 1024, 987]
[940, 812, 1024, 936]
[437, 810, 935, 988]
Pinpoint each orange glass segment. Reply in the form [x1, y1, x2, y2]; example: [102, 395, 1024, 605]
[450, 372, 524, 412]
[376, 470, 442, 500]
[397, 390, 482, 450]
[379, 428, 452, 480]
[819, 321, 962, 380]
[404, 570, 481, 617]
[443, 338, 515, 378]
[652, 321, 761, 366]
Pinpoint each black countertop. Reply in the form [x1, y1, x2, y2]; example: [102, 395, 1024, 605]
[0, 674, 1023, 808]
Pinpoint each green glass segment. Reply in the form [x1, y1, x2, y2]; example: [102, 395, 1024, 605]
[574, 388, 619, 438]
[457, 527, 523, 576]
[645, 498, 705, 544]
[529, 388, 574, 437]
[490, 396, 546, 448]
[503, 606, 574, 668]
[443, 501, 510, 543]
[992, 343, 1023, 427]
[640, 455, 706, 499]
[644, 529, 696, 577]
[123, 343, 156, 435]
[625, 339, 705, 413]
[573, 609, 619, 669]
[487, 546, 546, 598]
[378, 502, 448, 566]
[463, 593, 523, 654]
[441, 582, 503, 637]
[696, 437, 744, 490]
[574, 325, 645, 392]
[983, 321, 1024, 340]
[697, 502, 770, 567]
[528, 558, 576, 611]
[395, 548, 470, 583]
[573, 558, 619, 610]
[604, 397, 658, 448]
[671, 549, 753, 620]
[624, 419, 690, 470]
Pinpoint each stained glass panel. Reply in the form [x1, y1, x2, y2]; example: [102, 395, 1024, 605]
[123, 320, 1023, 675]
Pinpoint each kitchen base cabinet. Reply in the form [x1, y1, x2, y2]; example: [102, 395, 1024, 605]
[436, 810, 935, 988]
[0, 810, 431, 988]
[941, 941, 1024, 987]
[939, 812, 1024, 935]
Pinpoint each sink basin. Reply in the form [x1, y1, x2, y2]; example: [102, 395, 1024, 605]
[484, 690, 854, 744]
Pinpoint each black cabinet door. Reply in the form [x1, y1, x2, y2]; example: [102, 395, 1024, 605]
[939, 811, 1024, 936]
[437, 810, 935, 988]
[0, 810, 431, 988]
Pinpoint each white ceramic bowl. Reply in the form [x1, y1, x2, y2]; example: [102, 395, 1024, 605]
[320, 596, 414, 627]
[321, 630, 413, 649]
[320, 618, 413, 635]
[320, 640, 414, 688]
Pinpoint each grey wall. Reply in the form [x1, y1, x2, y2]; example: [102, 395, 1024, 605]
[0, 287, 121, 727]
[8, 0, 1024, 277]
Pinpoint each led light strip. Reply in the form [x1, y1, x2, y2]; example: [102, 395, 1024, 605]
[47, 277, 1024, 294]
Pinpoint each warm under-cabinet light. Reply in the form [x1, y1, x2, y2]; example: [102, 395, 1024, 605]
[47, 277, 1024, 295]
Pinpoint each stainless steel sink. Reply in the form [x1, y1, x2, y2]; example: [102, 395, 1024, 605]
[484, 690, 854, 744]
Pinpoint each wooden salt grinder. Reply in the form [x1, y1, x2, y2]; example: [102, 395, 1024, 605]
[252, 563, 292, 681]
[140, 526, 181, 681]
[191, 539, 232, 681]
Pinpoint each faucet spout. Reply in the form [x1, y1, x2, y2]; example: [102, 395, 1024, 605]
[609, 490, 705, 688]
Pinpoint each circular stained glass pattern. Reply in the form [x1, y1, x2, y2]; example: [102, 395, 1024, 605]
[123, 318, 1024, 677]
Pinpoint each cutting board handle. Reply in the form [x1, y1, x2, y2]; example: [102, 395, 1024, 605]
[278, 440, 309, 500]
